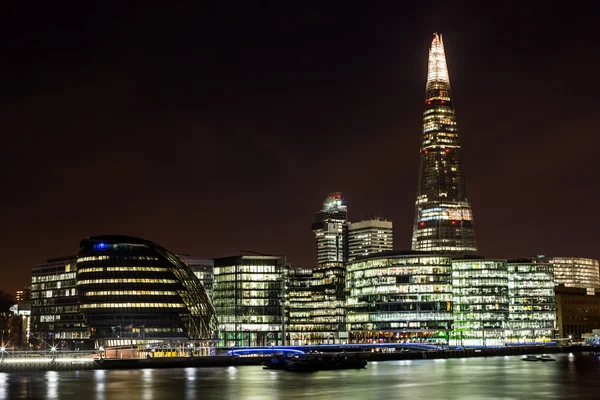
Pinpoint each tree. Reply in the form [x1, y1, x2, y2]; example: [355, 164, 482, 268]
[0, 290, 14, 313]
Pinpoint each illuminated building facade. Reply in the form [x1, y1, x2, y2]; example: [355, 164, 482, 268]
[287, 268, 314, 344]
[507, 259, 556, 342]
[76, 236, 218, 348]
[540, 256, 600, 290]
[213, 255, 287, 347]
[451, 259, 508, 346]
[178, 255, 215, 301]
[348, 219, 393, 261]
[30, 256, 90, 349]
[288, 263, 346, 344]
[346, 253, 453, 343]
[412, 33, 476, 254]
[312, 193, 348, 264]
[15, 287, 31, 302]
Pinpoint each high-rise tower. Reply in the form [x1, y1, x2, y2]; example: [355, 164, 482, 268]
[312, 193, 348, 264]
[412, 33, 477, 254]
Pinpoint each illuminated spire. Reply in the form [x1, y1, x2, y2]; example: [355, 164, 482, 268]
[426, 33, 450, 91]
[412, 33, 477, 255]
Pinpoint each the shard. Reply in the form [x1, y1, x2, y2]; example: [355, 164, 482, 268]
[412, 33, 477, 254]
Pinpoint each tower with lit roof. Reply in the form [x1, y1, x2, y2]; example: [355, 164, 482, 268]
[412, 33, 477, 254]
[312, 193, 348, 264]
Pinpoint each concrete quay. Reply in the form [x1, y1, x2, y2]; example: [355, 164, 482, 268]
[0, 344, 593, 372]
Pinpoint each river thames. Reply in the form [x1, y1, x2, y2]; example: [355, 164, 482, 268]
[1, 354, 599, 399]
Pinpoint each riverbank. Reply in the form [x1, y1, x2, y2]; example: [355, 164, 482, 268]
[0, 344, 593, 372]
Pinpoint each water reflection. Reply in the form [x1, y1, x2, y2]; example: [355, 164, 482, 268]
[142, 369, 153, 400]
[94, 369, 106, 400]
[185, 368, 196, 400]
[0, 372, 7, 399]
[46, 371, 58, 399]
[1, 354, 600, 399]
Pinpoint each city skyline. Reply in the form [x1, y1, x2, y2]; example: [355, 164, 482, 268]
[2, 4, 600, 294]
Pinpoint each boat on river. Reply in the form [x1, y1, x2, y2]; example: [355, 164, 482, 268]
[263, 353, 367, 372]
[522, 354, 555, 362]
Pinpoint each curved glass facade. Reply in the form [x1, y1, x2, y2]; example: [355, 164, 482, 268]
[346, 253, 453, 343]
[542, 256, 600, 290]
[76, 236, 218, 345]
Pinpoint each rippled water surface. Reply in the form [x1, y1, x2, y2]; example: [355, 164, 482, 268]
[2, 354, 600, 399]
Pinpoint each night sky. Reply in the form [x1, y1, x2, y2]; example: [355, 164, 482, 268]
[2, 2, 599, 294]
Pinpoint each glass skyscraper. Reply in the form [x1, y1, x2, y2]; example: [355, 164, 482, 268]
[412, 33, 477, 254]
[312, 193, 348, 264]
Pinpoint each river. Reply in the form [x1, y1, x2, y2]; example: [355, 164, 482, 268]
[1, 353, 599, 399]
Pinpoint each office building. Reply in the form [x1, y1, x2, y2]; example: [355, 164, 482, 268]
[178, 255, 215, 301]
[540, 256, 600, 290]
[30, 256, 90, 349]
[412, 33, 477, 254]
[15, 287, 31, 302]
[507, 259, 556, 342]
[312, 193, 348, 264]
[346, 252, 453, 343]
[287, 268, 314, 344]
[76, 235, 218, 349]
[288, 262, 346, 344]
[213, 255, 287, 347]
[451, 259, 509, 346]
[555, 286, 600, 341]
[348, 219, 393, 261]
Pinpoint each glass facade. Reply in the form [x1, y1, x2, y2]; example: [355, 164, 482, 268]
[288, 263, 346, 344]
[541, 256, 600, 290]
[346, 253, 453, 343]
[213, 255, 286, 347]
[347, 219, 393, 261]
[312, 193, 348, 264]
[30, 256, 90, 349]
[178, 255, 215, 301]
[507, 259, 556, 342]
[412, 33, 476, 254]
[76, 236, 218, 348]
[451, 260, 508, 346]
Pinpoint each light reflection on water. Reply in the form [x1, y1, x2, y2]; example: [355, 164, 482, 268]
[0, 372, 7, 399]
[2, 354, 600, 399]
[46, 371, 58, 399]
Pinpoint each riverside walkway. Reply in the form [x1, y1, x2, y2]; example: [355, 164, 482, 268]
[0, 343, 593, 372]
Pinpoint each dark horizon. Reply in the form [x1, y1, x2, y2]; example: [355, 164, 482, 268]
[2, 3, 600, 294]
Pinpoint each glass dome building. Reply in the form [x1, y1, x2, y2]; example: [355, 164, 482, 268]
[76, 235, 218, 348]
